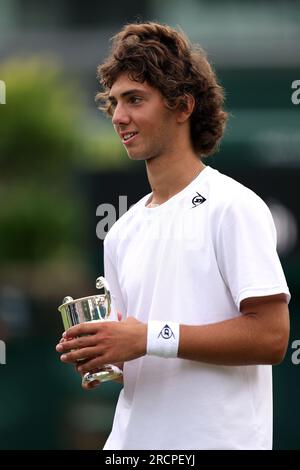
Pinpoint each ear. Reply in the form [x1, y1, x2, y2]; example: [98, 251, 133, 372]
[176, 94, 195, 123]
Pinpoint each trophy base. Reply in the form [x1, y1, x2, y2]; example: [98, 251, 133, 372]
[82, 365, 123, 385]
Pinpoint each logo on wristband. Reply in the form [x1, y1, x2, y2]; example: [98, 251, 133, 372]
[158, 324, 175, 340]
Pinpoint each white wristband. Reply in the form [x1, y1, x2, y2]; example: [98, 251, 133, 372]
[147, 321, 180, 358]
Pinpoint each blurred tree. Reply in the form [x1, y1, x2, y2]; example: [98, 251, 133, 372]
[0, 57, 81, 179]
[0, 57, 84, 269]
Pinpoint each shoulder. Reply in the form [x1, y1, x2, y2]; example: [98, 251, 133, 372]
[202, 167, 275, 242]
[206, 167, 271, 218]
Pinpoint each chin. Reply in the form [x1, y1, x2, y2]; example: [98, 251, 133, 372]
[127, 152, 150, 161]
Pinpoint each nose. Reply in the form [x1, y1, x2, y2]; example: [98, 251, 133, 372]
[112, 102, 130, 127]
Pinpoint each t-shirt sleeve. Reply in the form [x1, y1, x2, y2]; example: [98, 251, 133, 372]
[216, 189, 291, 311]
[104, 238, 127, 319]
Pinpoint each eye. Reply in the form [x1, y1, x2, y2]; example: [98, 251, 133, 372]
[129, 96, 142, 104]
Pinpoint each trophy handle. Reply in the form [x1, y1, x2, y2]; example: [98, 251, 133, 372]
[96, 276, 109, 292]
[96, 276, 111, 317]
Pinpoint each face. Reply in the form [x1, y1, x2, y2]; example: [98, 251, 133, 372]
[109, 74, 178, 161]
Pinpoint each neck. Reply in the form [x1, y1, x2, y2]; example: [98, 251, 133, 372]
[145, 150, 206, 206]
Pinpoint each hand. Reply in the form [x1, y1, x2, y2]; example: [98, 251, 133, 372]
[55, 315, 147, 377]
[58, 336, 98, 389]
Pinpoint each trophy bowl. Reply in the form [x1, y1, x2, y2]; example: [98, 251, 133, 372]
[58, 276, 123, 384]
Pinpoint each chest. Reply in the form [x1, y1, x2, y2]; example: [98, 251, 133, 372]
[116, 205, 215, 293]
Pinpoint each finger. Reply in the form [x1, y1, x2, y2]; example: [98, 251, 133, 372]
[82, 379, 100, 390]
[126, 316, 139, 324]
[56, 334, 96, 353]
[76, 356, 106, 375]
[57, 339, 68, 350]
[75, 360, 90, 375]
[59, 336, 74, 344]
[60, 346, 102, 364]
[56, 337, 69, 350]
[64, 322, 101, 340]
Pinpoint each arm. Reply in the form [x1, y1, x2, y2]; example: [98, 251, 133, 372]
[56, 293, 289, 372]
[178, 294, 290, 365]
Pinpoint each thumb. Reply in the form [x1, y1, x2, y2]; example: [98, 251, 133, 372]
[125, 316, 140, 324]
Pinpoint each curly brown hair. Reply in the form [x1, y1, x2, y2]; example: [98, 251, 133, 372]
[96, 22, 228, 157]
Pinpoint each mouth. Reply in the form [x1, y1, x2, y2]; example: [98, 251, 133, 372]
[121, 131, 139, 145]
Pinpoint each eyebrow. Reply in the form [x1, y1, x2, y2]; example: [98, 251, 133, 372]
[108, 89, 148, 102]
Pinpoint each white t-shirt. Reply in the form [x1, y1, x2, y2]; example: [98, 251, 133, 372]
[103, 166, 290, 450]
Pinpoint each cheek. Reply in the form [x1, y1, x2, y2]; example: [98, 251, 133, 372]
[138, 111, 173, 143]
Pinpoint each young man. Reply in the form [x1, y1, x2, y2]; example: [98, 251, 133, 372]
[56, 22, 290, 450]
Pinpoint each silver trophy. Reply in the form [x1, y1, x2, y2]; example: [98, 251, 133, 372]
[58, 276, 123, 385]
